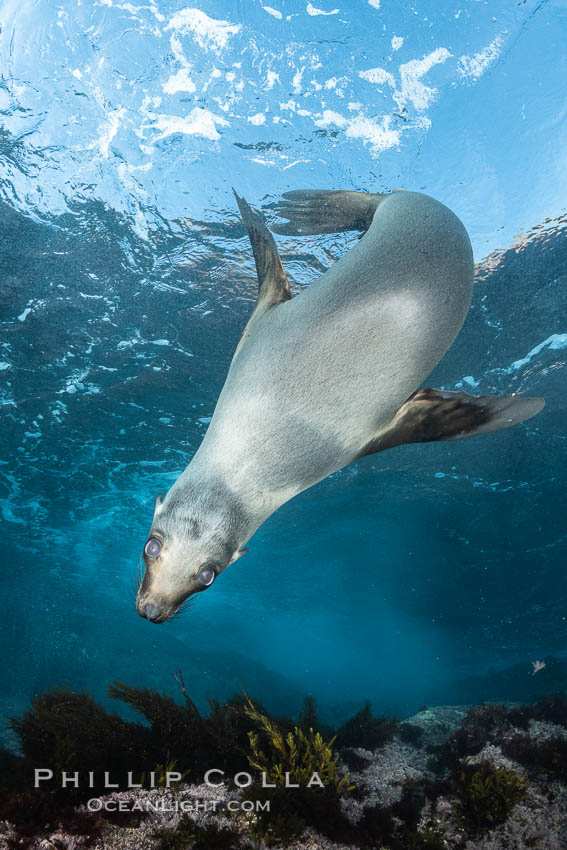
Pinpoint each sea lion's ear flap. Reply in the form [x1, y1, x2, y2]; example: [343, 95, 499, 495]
[233, 189, 292, 311]
[360, 388, 545, 456]
[153, 493, 164, 516]
[228, 547, 249, 565]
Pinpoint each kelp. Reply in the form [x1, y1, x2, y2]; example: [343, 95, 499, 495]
[4, 680, 561, 849]
[335, 699, 398, 750]
[108, 677, 208, 774]
[9, 687, 153, 801]
[502, 733, 567, 781]
[452, 761, 527, 835]
[244, 693, 353, 791]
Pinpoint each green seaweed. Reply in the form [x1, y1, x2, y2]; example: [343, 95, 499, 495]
[0, 791, 106, 850]
[335, 700, 398, 750]
[108, 676, 253, 777]
[357, 802, 396, 844]
[245, 782, 360, 846]
[502, 733, 567, 781]
[452, 761, 527, 835]
[297, 694, 319, 732]
[7, 680, 560, 849]
[245, 785, 308, 845]
[9, 687, 153, 802]
[244, 694, 353, 791]
[404, 826, 449, 849]
[204, 693, 255, 774]
[108, 677, 207, 771]
[507, 693, 567, 730]
[436, 697, 567, 778]
[297, 694, 334, 738]
[435, 704, 512, 774]
[153, 752, 189, 789]
[241, 694, 360, 846]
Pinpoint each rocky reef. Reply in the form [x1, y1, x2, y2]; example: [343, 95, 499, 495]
[1, 681, 567, 849]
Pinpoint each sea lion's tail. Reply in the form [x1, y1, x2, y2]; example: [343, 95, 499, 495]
[272, 189, 387, 235]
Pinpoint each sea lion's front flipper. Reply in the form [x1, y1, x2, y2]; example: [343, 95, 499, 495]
[361, 388, 545, 456]
[273, 189, 386, 235]
[233, 189, 291, 311]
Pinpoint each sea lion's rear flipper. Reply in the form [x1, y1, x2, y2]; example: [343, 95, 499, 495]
[273, 189, 386, 235]
[233, 189, 291, 310]
[360, 388, 545, 456]
[233, 190, 292, 355]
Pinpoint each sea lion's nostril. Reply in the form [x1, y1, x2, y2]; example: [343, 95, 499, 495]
[143, 603, 160, 621]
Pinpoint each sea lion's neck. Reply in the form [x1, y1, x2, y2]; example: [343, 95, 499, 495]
[170, 445, 293, 547]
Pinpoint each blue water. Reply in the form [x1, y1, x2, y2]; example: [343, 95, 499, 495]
[1, 0, 566, 741]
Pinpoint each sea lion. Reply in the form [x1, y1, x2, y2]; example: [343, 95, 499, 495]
[136, 189, 544, 623]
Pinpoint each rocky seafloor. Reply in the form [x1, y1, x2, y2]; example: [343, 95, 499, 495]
[2, 698, 567, 850]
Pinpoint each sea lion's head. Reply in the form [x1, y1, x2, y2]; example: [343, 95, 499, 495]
[135, 488, 247, 623]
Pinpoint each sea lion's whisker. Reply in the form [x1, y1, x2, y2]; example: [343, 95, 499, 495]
[171, 597, 196, 619]
[137, 553, 144, 592]
[131, 552, 145, 602]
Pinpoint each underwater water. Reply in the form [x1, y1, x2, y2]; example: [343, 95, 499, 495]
[1, 0, 566, 749]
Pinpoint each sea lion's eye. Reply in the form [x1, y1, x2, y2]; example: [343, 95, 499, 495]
[145, 538, 162, 558]
[198, 565, 216, 587]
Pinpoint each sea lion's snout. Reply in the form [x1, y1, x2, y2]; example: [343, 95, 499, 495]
[141, 603, 161, 622]
[135, 594, 175, 624]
